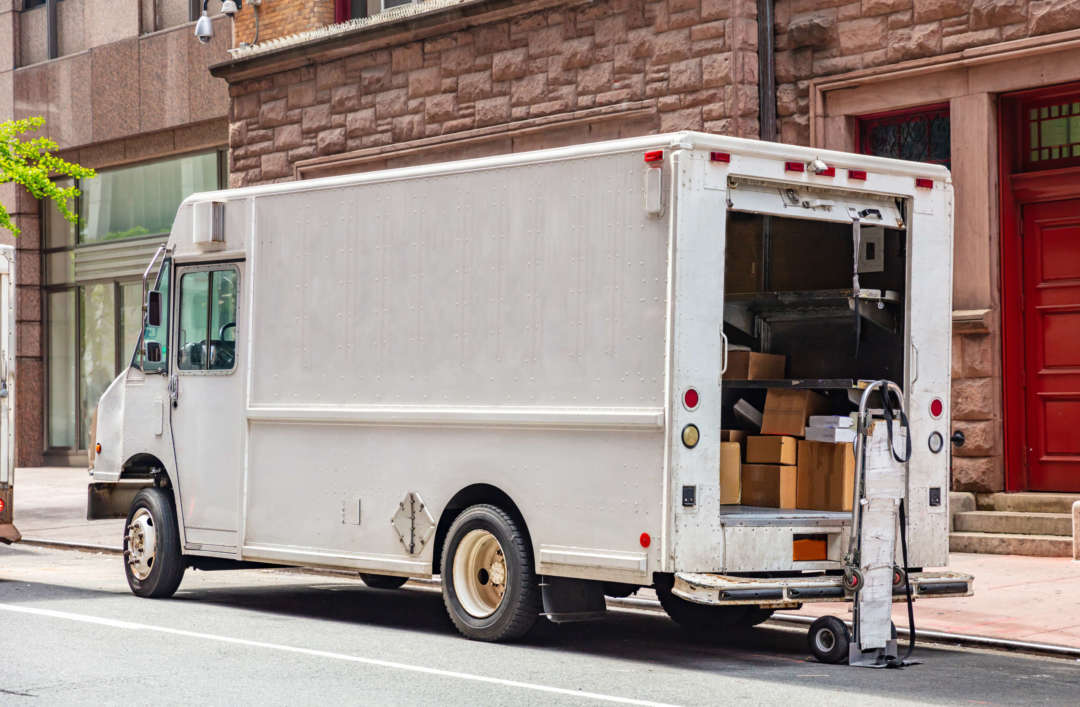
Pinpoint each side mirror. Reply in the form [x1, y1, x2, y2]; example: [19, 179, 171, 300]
[146, 341, 162, 363]
[147, 290, 162, 328]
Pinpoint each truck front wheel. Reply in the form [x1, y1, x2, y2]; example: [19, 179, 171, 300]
[440, 504, 539, 641]
[123, 487, 185, 598]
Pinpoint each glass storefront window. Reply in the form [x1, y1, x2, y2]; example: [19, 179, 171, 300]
[78, 152, 219, 244]
[79, 284, 117, 450]
[45, 151, 222, 454]
[47, 291, 76, 449]
[120, 282, 143, 367]
[45, 178, 76, 250]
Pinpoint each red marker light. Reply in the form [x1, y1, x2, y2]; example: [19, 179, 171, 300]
[95, 443, 102, 454]
[848, 169, 867, 180]
[710, 151, 730, 163]
[683, 388, 699, 410]
[785, 161, 805, 172]
[0, 497, 5, 514]
[640, 532, 651, 548]
[930, 397, 944, 419]
[816, 165, 836, 177]
[644, 150, 663, 166]
[915, 177, 934, 189]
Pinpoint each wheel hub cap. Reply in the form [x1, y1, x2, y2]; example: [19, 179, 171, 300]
[453, 529, 508, 618]
[125, 508, 157, 581]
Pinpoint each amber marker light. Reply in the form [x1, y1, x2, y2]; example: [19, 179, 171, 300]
[682, 424, 700, 449]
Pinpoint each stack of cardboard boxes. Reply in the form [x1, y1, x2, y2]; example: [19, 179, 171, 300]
[720, 352, 856, 511]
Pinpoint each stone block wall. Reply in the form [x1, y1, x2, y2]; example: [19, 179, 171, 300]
[773, 0, 1080, 145]
[951, 328, 1002, 492]
[226, 0, 762, 186]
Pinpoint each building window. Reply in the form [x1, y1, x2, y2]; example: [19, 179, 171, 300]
[1022, 96, 1080, 170]
[44, 151, 224, 454]
[336, 0, 416, 21]
[857, 104, 951, 169]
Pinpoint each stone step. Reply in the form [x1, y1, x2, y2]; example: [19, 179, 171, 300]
[953, 510, 1073, 536]
[975, 492, 1080, 514]
[949, 531, 1073, 557]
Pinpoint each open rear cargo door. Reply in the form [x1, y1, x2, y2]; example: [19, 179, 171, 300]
[727, 177, 905, 229]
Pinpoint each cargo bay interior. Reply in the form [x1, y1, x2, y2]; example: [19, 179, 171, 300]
[717, 199, 910, 553]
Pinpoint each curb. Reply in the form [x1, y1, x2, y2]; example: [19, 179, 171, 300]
[18, 540, 1080, 659]
[20, 538, 121, 554]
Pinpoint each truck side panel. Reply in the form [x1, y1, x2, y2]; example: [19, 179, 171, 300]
[241, 151, 671, 582]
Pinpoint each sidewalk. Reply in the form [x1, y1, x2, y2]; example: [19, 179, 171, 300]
[9, 466, 1080, 650]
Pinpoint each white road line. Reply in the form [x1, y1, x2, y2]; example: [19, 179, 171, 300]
[0, 603, 678, 707]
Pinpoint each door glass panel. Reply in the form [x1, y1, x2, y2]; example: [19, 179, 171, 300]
[79, 284, 116, 449]
[142, 260, 171, 373]
[178, 271, 209, 371]
[47, 290, 76, 448]
[209, 270, 238, 371]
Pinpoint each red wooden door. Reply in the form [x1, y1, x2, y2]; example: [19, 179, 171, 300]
[1022, 199, 1080, 491]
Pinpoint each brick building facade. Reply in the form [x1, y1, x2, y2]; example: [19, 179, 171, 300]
[209, 0, 1080, 495]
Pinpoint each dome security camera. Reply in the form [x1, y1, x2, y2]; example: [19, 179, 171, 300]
[221, 0, 239, 16]
[194, 11, 214, 44]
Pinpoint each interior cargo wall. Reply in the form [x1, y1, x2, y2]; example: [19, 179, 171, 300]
[248, 153, 670, 408]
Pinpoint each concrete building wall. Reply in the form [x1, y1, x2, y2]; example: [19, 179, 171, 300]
[0, 8, 231, 466]
[233, 0, 337, 46]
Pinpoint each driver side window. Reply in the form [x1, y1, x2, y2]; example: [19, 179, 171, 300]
[177, 268, 238, 372]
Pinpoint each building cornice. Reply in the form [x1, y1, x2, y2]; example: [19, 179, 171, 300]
[210, 0, 592, 83]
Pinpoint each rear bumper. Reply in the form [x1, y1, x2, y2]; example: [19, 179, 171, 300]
[673, 570, 974, 608]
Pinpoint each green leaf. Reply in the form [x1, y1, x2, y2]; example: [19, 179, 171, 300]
[0, 117, 95, 237]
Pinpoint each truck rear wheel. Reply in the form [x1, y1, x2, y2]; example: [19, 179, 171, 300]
[440, 504, 539, 642]
[123, 487, 185, 599]
[655, 579, 751, 634]
[360, 574, 409, 590]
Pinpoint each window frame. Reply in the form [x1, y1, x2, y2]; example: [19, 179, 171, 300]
[172, 263, 242, 377]
[855, 103, 951, 168]
[1017, 87, 1080, 172]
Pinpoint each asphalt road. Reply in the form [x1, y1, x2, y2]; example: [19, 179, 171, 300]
[1, 545, 1078, 706]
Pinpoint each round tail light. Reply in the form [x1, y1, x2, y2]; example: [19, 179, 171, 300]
[683, 387, 699, 410]
[929, 397, 944, 419]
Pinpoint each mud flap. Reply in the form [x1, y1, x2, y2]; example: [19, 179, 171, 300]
[540, 576, 607, 623]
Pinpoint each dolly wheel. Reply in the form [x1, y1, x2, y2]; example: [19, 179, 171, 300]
[809, 615, 851, 664]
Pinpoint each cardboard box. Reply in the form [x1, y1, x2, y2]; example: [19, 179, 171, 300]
[760, 389, 829, 437]
[746, 435, 798, 465]
[719, 442, 742, 504]
[796, 440, 856, 511]
[724, 351, 786, 380]
[720, 430, 747, 446]
[741, 464, 797, 509]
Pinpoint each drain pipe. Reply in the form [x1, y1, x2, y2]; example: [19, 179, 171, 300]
[757, 0, 777, 142]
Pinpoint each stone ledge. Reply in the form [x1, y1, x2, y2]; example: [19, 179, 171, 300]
[952, 308, 993, 334]
[295, 100, 658, 179]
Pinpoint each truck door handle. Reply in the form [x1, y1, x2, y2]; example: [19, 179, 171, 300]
[169, 374, 179, 408]
[720, 331, 729, 375]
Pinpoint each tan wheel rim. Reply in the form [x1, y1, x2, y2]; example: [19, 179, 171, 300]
[452, 529, 508, 618]
[125, 508, 157, 581]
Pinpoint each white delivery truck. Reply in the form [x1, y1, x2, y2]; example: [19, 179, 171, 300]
[89, 132, 972, 659]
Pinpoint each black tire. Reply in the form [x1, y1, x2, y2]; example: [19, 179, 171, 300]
[123, 487, 185, 599]
[440, 504, 539, 642]
[736, 607, 775, 627]
[655, 578, 750, 634]
[360, 573, 409, 590]
[808, 615, 851, 664]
